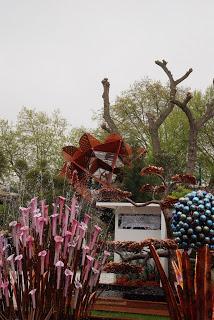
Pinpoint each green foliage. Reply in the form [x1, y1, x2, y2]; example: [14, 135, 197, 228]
[170, 185, 192, 199]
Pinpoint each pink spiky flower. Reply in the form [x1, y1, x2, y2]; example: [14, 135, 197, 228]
[81, 245, 90, 266]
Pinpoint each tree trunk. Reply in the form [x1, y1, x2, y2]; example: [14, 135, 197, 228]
[186, 129, 198, 174]
[150, 127, 161, 159]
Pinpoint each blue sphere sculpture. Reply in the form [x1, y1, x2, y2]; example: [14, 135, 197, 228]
[171, 190, 214, 249]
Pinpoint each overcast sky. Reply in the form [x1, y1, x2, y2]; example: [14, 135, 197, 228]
[0, 0, 213, 128]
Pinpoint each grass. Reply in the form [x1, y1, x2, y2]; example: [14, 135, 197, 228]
[91, 310, 170, 319]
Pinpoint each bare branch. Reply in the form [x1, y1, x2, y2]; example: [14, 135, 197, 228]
[175, 68, 193, 85]
[196, 100, 214, 129]
[171, 92, 194, 126]
[101, 78, 119, 133]
[125, 198, 161, 207]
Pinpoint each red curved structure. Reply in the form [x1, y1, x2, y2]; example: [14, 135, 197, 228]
[61, 133, 132, 187]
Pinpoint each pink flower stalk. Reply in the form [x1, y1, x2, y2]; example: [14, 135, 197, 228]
[1, 281, 9, 307]
[38, 250, 47, 275]
[55, 260, 64, 289]
[63, 231, 72, 259]
[67, 239, 78, 266]
[45, 250, 50, 269]
[15, 254, 23, 274]
[62, 205, 70, 236]
[7, 254, 16, 281]
[40, 200, 45, 217]
[83, 213, 91, 226]
[19, 207, 30, 226]
[9, 221, 18, 255]
[83, 255, 94, 283]
[70, 219, 78, 242]
[7, 254, 15, 272]
[89, 225, 102, 250]
[50, 213, 59, 237]
[20, 226, 29, 247]
[29, 289, 37, 309]
[70, 195, 77, 223]
[44, 204, 49, 225]
[38, 217, 45, 246]
[52, 202, 57, 215]
[58, 196, 66, 225]
[26, 235, 34, 259]
[64, 269, 73, 297]
[73, 280, 82, 309]
[54, 236, 64, 265]
[101, 250, 110, 265]
[34, 213, 41, 233]
[77, 224, 87, 250]
[81, 245, 90, 266]
[89, 267, 99, 290]
[94, 259, 101, 270]
[30, 197, 38, 214]
[0, 234, 4, 255]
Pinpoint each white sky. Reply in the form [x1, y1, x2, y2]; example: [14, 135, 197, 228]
[0, 0, 213, 128]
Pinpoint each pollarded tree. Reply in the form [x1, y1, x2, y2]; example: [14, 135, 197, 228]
[172, 84, 214, 174]
[101, 60, 192, 162]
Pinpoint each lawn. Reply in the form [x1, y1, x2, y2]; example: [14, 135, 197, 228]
[91, 310, 170, 319]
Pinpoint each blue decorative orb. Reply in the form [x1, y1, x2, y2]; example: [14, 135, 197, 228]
[171, 190, 214, 249]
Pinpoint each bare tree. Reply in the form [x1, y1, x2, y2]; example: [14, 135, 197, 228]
[101, 60, 192, 159]
[172, 91, 214, 174]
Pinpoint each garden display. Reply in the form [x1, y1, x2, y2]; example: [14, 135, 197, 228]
[0, 195, 108, 320]
[171, 190, 214, 249]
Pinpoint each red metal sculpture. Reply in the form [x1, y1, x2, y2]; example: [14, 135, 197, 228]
[61, 133, 132, 187]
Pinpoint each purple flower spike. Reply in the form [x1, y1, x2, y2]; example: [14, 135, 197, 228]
[54, 236, 64, 265]
[15, 254, 23, 274]
[38, 250, 47, 275]
[55, 260, 64, 289]
[29, 289, 37, 309]
[50, 213, 59, 237]
[64, 269, 73, 297]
